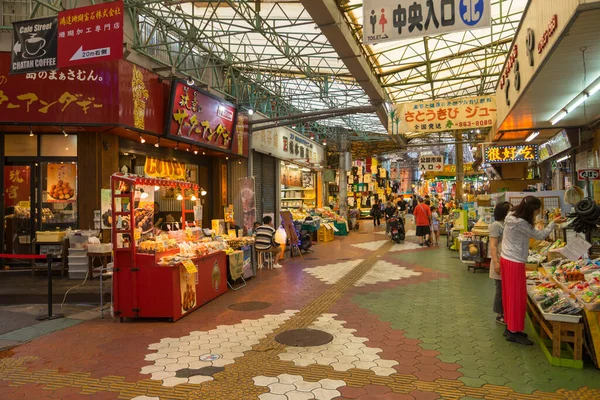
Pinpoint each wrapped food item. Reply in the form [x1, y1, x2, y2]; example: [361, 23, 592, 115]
[545, 298, 583, 315]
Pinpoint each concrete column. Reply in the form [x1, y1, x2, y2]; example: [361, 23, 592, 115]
[455, 131, 464, 204]
[338, 133, 348, 219]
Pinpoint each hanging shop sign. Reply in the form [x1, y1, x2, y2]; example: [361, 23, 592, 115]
[577, 170, 600, 181]
[539, 130, 570, 162]
[388, 95, 496, 134]
[11, 17, 58, 75]
[495, 0, 577, 128]
[239, 176, 256, 231]
[250, 113, 325, 166]
[0, 53, 166, 134]
[232, 113, 249, 157]
[484, 145, 539, 164]
[419, 155, 444, 172]
[165, 82, 238, 153]
[46, 163, 77, 202]
[144, 157, 186, 180]
[363, 0, 491, 44]
[57, 1, 124, 68]
[4, 166, 31, 208]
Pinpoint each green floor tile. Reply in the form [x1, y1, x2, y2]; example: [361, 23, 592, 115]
[480, 374, 509, 386]
[458, 376, 487, 388]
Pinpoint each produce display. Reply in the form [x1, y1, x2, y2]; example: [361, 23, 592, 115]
[527, 278, 583, 317]
[528, 250, 545, 264]
[226, 237, 255, 250]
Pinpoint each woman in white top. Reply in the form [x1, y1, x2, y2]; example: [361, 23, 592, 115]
[488, 202, 512, 325]
[500, 196, 565, 345]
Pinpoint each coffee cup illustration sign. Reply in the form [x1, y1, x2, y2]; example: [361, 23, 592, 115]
[24, 34, 46, 58]
[11, 16, 58, 75]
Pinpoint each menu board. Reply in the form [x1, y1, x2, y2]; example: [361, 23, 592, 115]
[539, 130, 570, 162]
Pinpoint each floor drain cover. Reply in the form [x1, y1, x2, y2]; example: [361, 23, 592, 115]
[175, 366, 224, 378]
[228, 301, 271, 311]
[275, 328, 333, 347]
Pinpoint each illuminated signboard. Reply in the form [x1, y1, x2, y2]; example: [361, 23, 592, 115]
[485, 145, 539, 164]
[539, 130, 570, 162]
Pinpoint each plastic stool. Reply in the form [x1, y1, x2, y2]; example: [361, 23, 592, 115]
[256, 250, 274, 270]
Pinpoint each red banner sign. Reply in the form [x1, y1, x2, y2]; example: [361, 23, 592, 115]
[4, 166, 30, 208]
[57, 1, 124, 68]
[166, 82, 237, 152]
[0, 52, 166, 135]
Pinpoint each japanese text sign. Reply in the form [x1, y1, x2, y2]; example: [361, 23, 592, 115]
[0, 53, 166, 135]
[46, 163, 77, 202]
[144, 157, 186, 180]
[4, 166, 30, 208]
[419, 155, 444, 172]
[11, 17, 58, 75]
[363, 0, 491, 44]
[484, 145, 539, 164]
[388, 95, 496, 134]
[57, 1, 123, 68]
[578, 170, 600, 181]
[166, 81, 238, 152]
[539, 130, 570, 162]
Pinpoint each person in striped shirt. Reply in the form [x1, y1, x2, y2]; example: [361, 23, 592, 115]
[255, 215, 282, 268]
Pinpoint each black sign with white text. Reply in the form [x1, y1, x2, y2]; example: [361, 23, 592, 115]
[11, 17, 58, 75]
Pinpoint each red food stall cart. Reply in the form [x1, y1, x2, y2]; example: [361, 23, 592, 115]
[111, 173, 227, 322]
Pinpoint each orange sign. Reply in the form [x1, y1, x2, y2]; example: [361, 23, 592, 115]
[47, 163, 77, 202]
[144, 157, 186, 180]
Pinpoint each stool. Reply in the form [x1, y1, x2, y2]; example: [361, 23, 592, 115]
[256, 250, 274, 270]
[88, 252, 112, 280]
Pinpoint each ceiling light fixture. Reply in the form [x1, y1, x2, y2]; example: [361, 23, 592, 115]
[63, 129, 68, 137]
[550, 75, 600, 125]
[322, 138, 327, 145]
[175, 142, 179, 150]
[154, 185, 160, 191]
[202, 152, 206, 155]
[139, 188, 149, 199]
[247, 109, 254, 115]
[140, 134, 145, 144]
[155, 138, 160, 148]
[176, 193, 183, 201]
[556, 155, 570, 163]
[29, 126, 34, 137]
[525, 131, 540, 142]
[191, 195, 197, 201]
[200, 189, 207, 196]
[194, 149, 198, 155]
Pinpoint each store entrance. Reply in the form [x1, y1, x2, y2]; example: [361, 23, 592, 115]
[3, 161, 78, 267]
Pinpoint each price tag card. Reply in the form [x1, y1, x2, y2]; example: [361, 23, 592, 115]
[182, 259, 198, 274]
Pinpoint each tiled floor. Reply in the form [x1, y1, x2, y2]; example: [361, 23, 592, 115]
[0, 224, 599, 399]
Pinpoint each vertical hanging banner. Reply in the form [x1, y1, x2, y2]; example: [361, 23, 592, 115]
[239, 177, 256, 231]
[46, 163, 77, 202]
[57, 1, 124, 68]
[388, 95, 496, 134]
[363, 0, 491, 44]
[4, 166, 31, 207]
[11, 17, 58, 75]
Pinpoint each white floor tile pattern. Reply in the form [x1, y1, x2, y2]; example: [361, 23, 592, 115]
[253, 373, 345, 400]
[304, 260, 421, 287]
[277, 314, 398, 376]
[141, 310, 298, 386]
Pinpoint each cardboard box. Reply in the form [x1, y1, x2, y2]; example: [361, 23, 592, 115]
[525, 263, 539, 271]
[547, 250, 565, 261]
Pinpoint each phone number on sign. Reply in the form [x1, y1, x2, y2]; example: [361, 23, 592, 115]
[456, 120, 494, 128]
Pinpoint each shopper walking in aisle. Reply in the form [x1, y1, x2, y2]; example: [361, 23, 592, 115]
[501, 196, 565, 345]
[384, 201, 397, 234]
[430, 205, 440, 245]
[489, 201, 512, 325]
[370, 201, 382, 226]
[414, 197, 431, 246]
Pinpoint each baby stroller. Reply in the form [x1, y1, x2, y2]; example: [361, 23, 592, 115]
[388, 216, 405, 244]
[299, 217, 314, 252]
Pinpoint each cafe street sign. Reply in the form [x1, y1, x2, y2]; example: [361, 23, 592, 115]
[11, 17, 58, 75]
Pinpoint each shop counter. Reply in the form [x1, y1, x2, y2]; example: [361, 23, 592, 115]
[113, 251, 227, 321]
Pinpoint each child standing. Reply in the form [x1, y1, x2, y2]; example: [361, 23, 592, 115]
[430, 205, 440, 245]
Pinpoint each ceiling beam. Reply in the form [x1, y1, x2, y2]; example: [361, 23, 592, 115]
[300, 0, 398, 145]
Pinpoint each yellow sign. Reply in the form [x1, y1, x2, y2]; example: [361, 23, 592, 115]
[18, 201, 30, 208]
[182, 259, 198, 274]
[144, 157, 186, 180]
[485, 145, 539, 164]
[443, 164, 474, 174]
